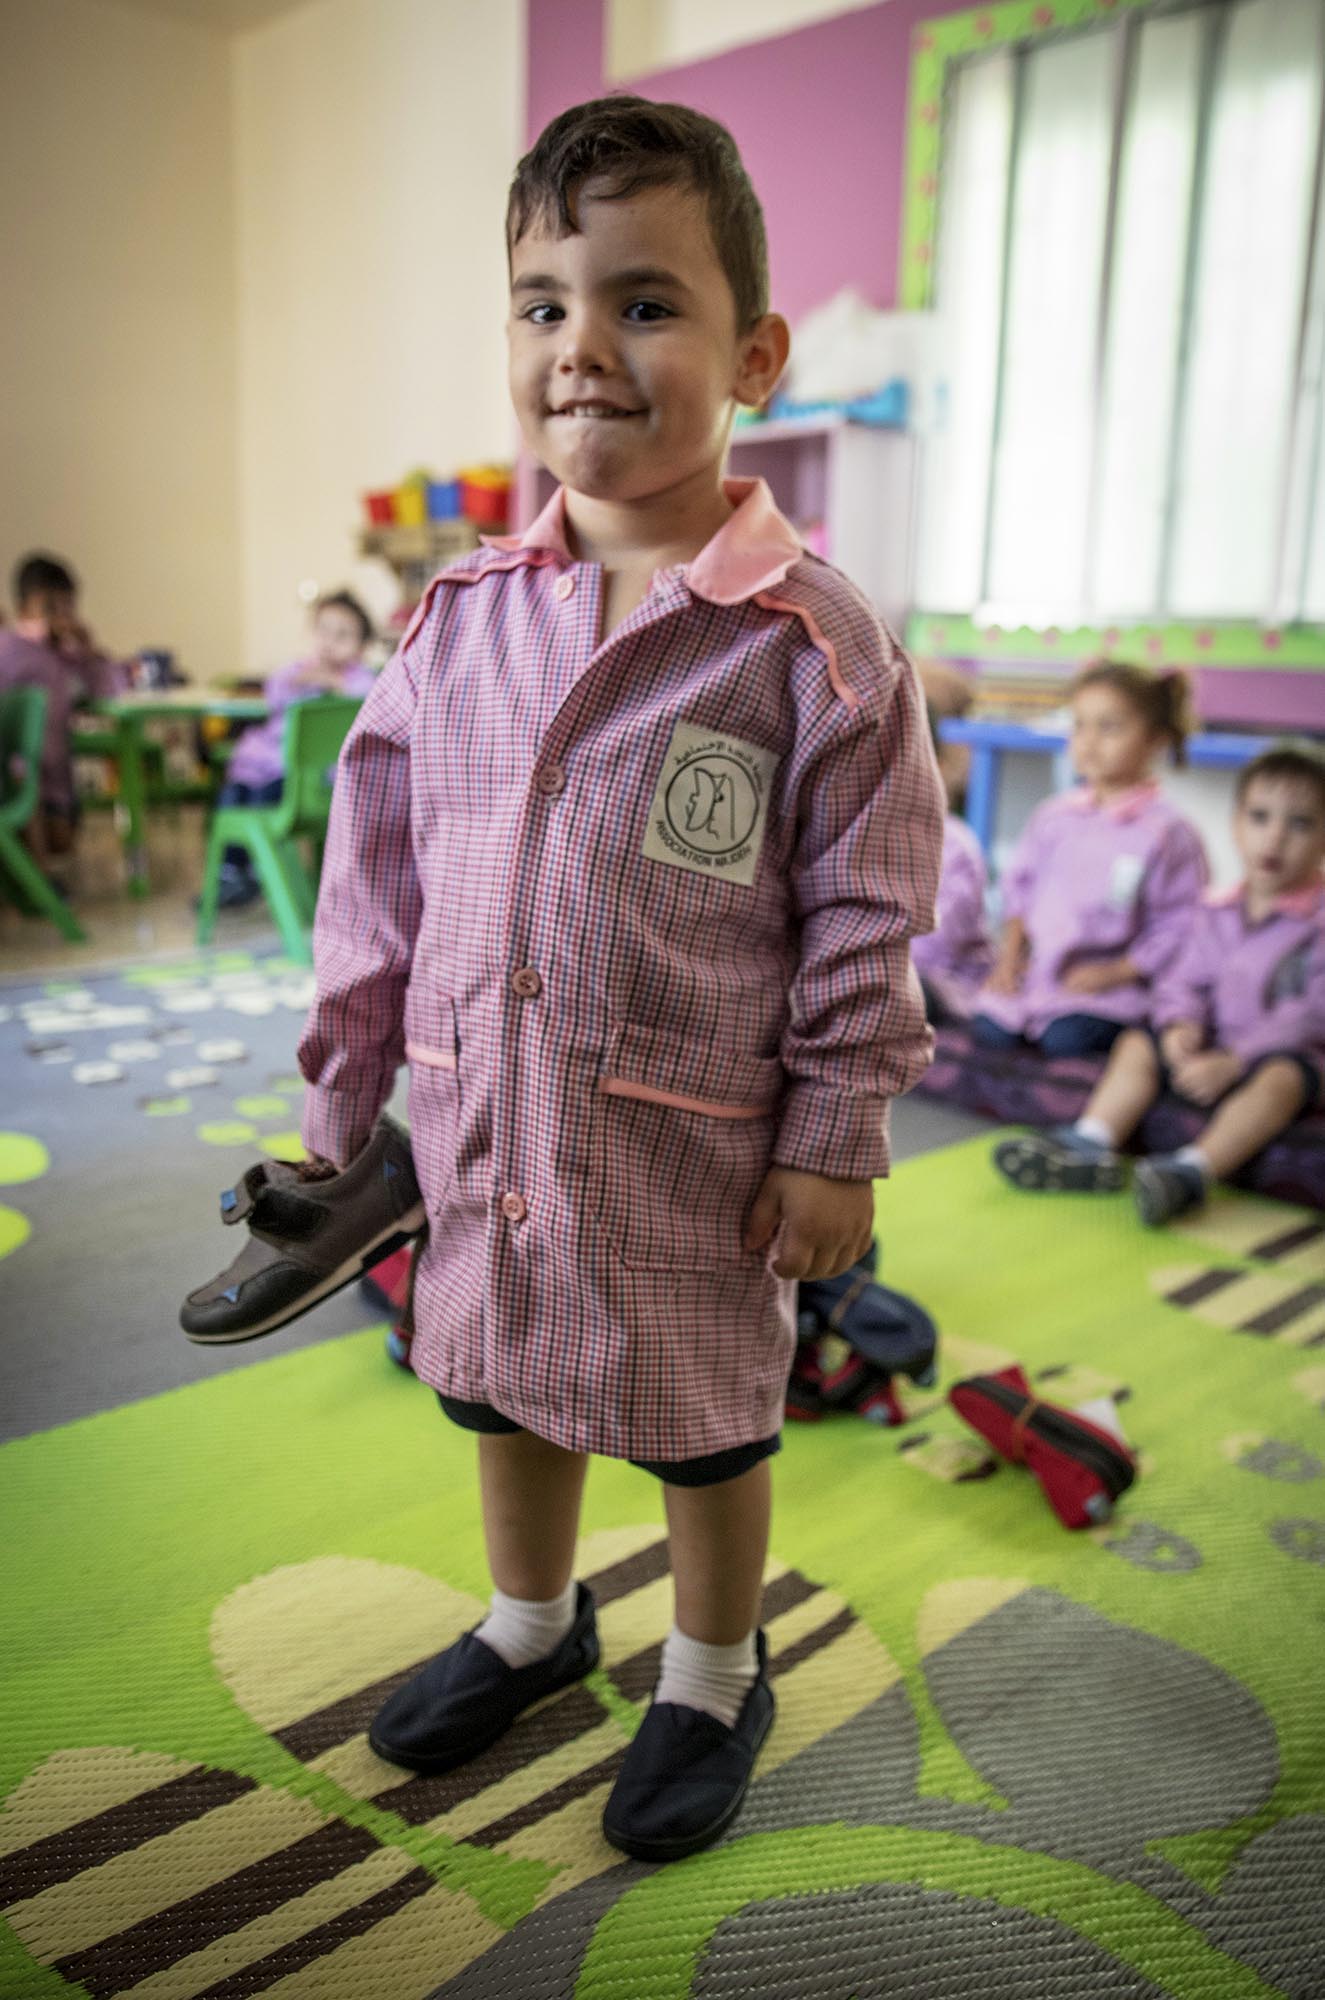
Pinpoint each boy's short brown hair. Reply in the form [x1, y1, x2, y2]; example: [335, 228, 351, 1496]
[507, 96, 769, 331]
[1235, 742, 1325, 818]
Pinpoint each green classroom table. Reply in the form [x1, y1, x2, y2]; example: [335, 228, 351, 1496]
[86, 688, 269, 897]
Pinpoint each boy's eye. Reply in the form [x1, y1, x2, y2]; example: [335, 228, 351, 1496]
[623, 299, 674, 323]
[519, 302, 564, 325]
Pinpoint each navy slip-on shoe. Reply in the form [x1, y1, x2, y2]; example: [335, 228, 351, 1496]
[601, 1631, 774, 1862]
[368, 1582, 600, 1776]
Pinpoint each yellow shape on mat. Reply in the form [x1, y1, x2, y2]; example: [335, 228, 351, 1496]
[260, 1131, 307, 1162]
[0, 1204, 31, 1261]
[0, 1133, 49, 1185]
[196, 1121, 258, 1146]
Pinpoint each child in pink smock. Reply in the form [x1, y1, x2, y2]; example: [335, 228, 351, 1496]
[972, 662, 1207, 1058]
[995, 744, 1325, 1224]
[911, 706, 994, 1022]
[292, 98, 941, 1860]
[0, 552, 129, 864]
[214, 590, 376, 907]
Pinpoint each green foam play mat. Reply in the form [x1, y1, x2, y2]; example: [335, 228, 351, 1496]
[2, 1136, 1323, 1999]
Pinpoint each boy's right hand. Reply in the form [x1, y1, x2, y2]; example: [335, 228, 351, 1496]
[984, 956, 1025, 996]
[1159, 1021, 1203, 1065]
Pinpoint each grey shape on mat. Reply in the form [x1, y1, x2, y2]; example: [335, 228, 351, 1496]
[1269, 1517, 1325, 1564]
[922, 1588, 1278, 1859]
[693, 1883, 1169, 2000]
[1198, 1813, 1325, 1999]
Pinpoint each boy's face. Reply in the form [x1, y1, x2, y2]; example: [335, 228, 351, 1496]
[508, 182, 785, 513]
[1234, 775, 1325, 896]
[311, 605, 365, 671]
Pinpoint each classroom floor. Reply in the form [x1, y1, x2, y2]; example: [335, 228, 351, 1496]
[3, 1107, 1321, 1999]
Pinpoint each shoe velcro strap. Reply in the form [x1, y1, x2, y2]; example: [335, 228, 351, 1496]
[220, 1164, 325, 1238]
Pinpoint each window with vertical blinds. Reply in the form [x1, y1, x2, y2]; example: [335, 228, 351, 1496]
[915, 0, 1325, 630]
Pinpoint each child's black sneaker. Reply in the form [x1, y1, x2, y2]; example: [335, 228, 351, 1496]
[180, 1114, 425, 1343]
[993, 1126, 1124, 1194]
[1133, 1155, 1207, 1227]
[368, 1584, 600, 1775]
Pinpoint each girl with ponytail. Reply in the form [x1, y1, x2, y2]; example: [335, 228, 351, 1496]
[971, 660, 1208, 1058]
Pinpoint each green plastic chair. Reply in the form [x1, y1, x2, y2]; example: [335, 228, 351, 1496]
[196, 694, 363, 965]
[0, 685, 88, 943]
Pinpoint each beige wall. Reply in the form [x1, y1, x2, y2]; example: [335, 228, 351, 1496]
[0, 0, 239, 680]
[235, 0, 523, 670]
[607, 0, 888, 79]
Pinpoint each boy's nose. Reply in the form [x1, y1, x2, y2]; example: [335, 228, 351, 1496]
[556, 314, 615, 374]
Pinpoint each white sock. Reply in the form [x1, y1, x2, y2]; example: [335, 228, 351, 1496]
[474, 1580, 576, 1668]
[1074, 1116, 1117, 1152]
[1174, 1145, 1213, 1182]
[653, 1625, 758, 1729]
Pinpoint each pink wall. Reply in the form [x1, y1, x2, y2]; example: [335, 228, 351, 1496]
[525, 0, 969, 325]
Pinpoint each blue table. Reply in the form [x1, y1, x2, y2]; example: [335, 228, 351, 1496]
[937, 717, 1273, 858]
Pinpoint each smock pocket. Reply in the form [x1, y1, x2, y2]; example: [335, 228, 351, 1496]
[586, 1021, 784, 1273]
[404, 991, 460, 1212]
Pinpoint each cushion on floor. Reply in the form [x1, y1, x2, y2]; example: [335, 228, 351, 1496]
[916, 1026, 1325, 1211]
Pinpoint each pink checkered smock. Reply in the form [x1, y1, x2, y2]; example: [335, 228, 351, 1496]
[299, 478, 942, 1459]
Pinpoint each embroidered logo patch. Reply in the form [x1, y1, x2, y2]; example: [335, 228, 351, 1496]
[642, 721, 778, 887]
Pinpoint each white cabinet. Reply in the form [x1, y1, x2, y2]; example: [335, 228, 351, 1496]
[515, 416, 916, 632]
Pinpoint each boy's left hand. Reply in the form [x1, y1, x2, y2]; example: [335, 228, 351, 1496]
[1061, 955, 1133, 995]
[743, 1167, 874, 1280]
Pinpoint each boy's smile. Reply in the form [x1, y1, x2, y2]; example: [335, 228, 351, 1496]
[508, 182, 786, 550]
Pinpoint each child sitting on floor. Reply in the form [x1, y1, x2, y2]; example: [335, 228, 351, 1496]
[911, 705, 993, 1024]
[214, 590, 376, 907]
[994, 743, 1325, 1225]
[972, 661, 1207, 1057]
[0, 552, 129, 865]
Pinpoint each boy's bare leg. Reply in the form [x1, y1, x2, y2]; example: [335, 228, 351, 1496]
[477, 1429, 589, 1599]
[665, 1458, 771, 1645]
[1083, 1028, 1163, 1145]
[1192, 1059, 1310, 1180]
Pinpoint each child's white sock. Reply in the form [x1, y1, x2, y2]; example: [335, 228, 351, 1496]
[1073, 1115, 1117, 1152]
[1174, 1145, 1213, 1182]
[474, 1580, 577, 1668]
[654, 1625, 758, 1729]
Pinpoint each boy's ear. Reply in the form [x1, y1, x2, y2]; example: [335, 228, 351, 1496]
[733, 313, 791, 412]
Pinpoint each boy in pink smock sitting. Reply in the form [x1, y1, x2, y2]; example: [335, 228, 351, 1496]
[995, 744, 1325, 1225]
[973, 663, 1207, 1059]
[243, 99, 939, 1861]
[213, 590, 376, 907]
[911, 706, 993, 1022]
[0, 552, 129, 866]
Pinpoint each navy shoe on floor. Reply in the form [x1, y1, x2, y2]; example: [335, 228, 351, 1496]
[993, 1125, 1124, 1195]
[368, 1582, 599, 1775]
[601, 1632, 774, 1862]
[1133, 1155, 1207, 1227]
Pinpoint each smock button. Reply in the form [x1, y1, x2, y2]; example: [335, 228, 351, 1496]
[536, 763, 566, 796]
[510, 966, 542, 999]
[501, 1192, 528, 1223]
[553, 573, 576, 601]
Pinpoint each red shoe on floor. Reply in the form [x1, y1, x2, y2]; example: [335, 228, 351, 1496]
[948, 1365, 1137, 1528]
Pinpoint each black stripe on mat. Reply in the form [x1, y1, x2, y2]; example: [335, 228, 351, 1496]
[1164, 1268, 1242, 1309]
[385, 1684, 607, 1825]
[1255, 1221, 1325, 1262]
[0, 1769, 256, 1907]
[189, 1862, 438, 2000]
[465, 1747, 626, 1849]
[55, 1820, 379, 1997]
[606, 1568, 822, 1704]
[1240, 1283, 1325, 1335]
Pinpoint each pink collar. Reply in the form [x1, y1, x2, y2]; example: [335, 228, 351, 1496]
[485, 477, 803, 605]
[1062, 780, 1160, 824]
[1207, 876, 1325, 919]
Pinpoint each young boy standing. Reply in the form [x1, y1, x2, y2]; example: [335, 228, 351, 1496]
[294, 98, 941, 1859]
